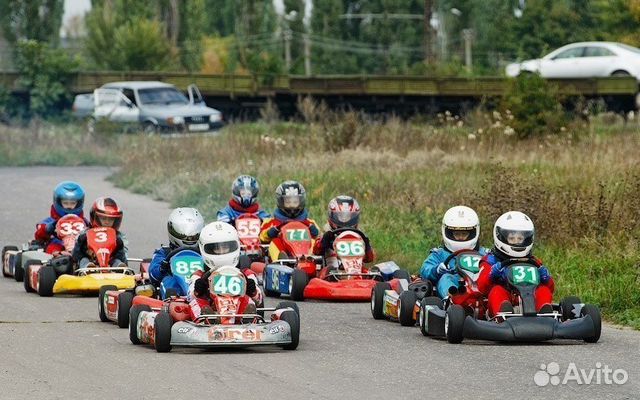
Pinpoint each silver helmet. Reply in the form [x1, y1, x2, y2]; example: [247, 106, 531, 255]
[167, 207, 205, 248]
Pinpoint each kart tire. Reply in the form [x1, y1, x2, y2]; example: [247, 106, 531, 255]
[13, 252, 24, 282]
[279, 310, 300, 350]
[117, 291, 134, 328]
[445, 304, 465, 344]
[37, 266, 56, 297]
[371, 282, 391, 320]
[276, 300, 300, 316]
[98, 285, 118, 322]
[154, 312, 173, 353]
[560, 296, 582, 321]
[265, 288, 281, 298]
[129, 304, 151, 345]
[393, 269, 411, 281]
[419, 296, 443, 336]
[581, 304, 602, 343]
[23, 260, 40, 293]
[2, 246, 18, 277]
[290, 269, 308, 301]
[398, 290, 417, 326]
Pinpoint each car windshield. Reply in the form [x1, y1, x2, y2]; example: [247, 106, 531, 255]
[615, 43, 640, 55]
[138, 87, 189, 105]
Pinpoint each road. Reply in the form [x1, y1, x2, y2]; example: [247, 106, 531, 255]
[0, 167, 637, 400]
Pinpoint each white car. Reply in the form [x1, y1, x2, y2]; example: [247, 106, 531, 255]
[505, 42, 640, 80]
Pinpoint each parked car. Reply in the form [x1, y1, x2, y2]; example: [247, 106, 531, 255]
[71, 93, 94, 118]
[505, 42, 640, 81]
[76, 81, 223, 134]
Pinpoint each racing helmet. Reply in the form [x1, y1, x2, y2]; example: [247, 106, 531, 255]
[328, 195, 361, 229]
[441, 206, 480, 252]
[232, 175, 260, 208]
[493, 211, 535, 258]
[275, 180, 306, 219]
[167, 207, 204, 249]
[90, 197, 123, 229]
[198, 221, 240, 270]
[53, 181, 85, 216]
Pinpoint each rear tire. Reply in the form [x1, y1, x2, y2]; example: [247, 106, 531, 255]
[129, 304, 151, 344]
[289, 269, 308, 301]
[419, 296, 443, 336]
[560, 296, 582, 321]
[23, 260, 40, 293]
[393, 269, 411, 281]
[37, 266, 56, 297]
[581, 304, 602, 343]
[2, 246, 18, 277]
[445, 304, 466, 344]
[371, 282, 391, 320]
[13, 252, 24, 282]
[154, 312, 173, 352]
[98, 285, 118, 322]
[117, 291, 134, 328]
[279, 310, 300, 350]
[398, 290, 417, 326]
[276, 300, 300, 316]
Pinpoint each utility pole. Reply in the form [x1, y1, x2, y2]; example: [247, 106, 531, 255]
[284, 28, 292, 73]
[424, 0, 435, 64]
[463, 28, 473, 73]
[303, 33, 311, 76]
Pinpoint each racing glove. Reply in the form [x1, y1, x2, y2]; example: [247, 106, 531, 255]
[194, 277, 209, 298]
[538, 266, 551, 283]
[160, 259, 171, 275]
[246, 277, 257, 297]
[267, 226, 280, 239]
[436, 262, 452, 276]
[45, 221, 56, 235]
[489, 262, 508, 283]
[308, 224, 319, 238]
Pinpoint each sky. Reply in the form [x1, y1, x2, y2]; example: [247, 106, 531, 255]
[61, 0, 92, 37]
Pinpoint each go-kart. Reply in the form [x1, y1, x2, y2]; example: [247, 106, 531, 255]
[235, 214, 269, 262]
[99, 248, 201, 328]
[421, 258, 602, 343]
[129, 265, 300, 353]
[23, 215, 87, 295]
[370, 273, 431, 326]
[3, 241, 52, 282]
[303, 229, 405, 301]
[251, 221, 323, 300]
[35, 226, 137, 296]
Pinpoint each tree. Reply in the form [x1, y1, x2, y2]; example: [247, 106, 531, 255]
[0, 0, 64, 45]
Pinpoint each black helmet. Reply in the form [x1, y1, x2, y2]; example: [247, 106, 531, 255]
[232, 175, 260, 208]
[328, 195, 360, 229]
[275, 180, 306, 219]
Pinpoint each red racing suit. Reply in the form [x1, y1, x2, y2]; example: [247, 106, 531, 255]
[34, 205, 88, 255]
[477, 249, 555, 317]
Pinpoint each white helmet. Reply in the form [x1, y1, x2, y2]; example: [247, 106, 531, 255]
[167, 208, 204, 248]
[441, 206, 480, 252]
[198, 221, 240, 270]
[493, 211, 535, 258]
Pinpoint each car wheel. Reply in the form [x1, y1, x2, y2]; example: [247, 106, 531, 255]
[581, 304, 602, 343]
[279, 310, 300, 350]
[154, 312, 173, 353]
[276, 300, 300, 316]
[117, 291, 134, 328]
[37, 266, 56, 297]
[13, 253, 24, 282]
[289, 269, 308, 301]
[398, 290, 417, 326]
[23, 260, 40, 293]
[129, 304, 151, 345]
[2, 246, 18, 277]
[371, 282, 391, 320]
[560, 296, 582, 321]
[419, 296, 443, 336]
[143, 122, 158, 136]
[611, 70, 631, 77]
[445, 304, 465, 344]
[98, 285, 118, 322]
[392, 269, 411, 281]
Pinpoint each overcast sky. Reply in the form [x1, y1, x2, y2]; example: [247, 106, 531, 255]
[61, 0, 91, 37]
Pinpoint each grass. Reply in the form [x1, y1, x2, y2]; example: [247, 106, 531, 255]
[2, 110, 640, 328]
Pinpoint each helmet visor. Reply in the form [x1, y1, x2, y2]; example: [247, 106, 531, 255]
[203, 240, 239, 255]
[283, 195, 301, 209]
[97, 215, 118, 228]
[445, 226, 476, 242]
[497, 228, 533, 248]
[61, 199, 78, 210]
[168, 224, 200, 245]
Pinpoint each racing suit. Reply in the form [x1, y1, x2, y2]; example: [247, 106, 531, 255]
[34, 205, 88, 254]
[148, 245, 191, 297]
[477, 248, 555, 317]
[216, 199, 270, 225]
[419, 245, 489, 299]
[259, 208, 320, 261]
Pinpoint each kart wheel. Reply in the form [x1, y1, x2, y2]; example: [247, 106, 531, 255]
[419, 296, 442, 336]
[23, 260, 40, 293]
[2, 246, 18, 277]
[445, 304, 465, 344]
[279, 310, 300, 350]
[129, 304, 151, 345]
[371, 282, 391, 320]
[393, 269, 411, 281]
[398, 290, 417, 326]
[264, 288, 281, 298]
[98, 285, 118, 322]
[154, 312, 173, 353]
[276, 300, 300, 316]
[37, 266, 56, 297]
[581, 304, 602, 343]
[117, 291, 134, 328]
[289, 269, 308, 301]
[13, 252, 24, 282]
[560, 296, 582, 321]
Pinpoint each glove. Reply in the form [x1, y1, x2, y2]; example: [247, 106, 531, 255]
[194, 278, 209, 297]
[489, 262, 508, 283]
[160, 259, 170, 274]
[246, 278, 257, 297]
[45, 221, 56, 235]
[436, 262, 451, 276]
[267, 226, 280, 239]
[308, 224, 319, 238]
[538, 266, 551, 283]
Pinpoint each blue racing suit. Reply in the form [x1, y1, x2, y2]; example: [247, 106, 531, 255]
[419, 245, 489, 299]
[216, 200, 270, 225]
[148, 245, 190, 298]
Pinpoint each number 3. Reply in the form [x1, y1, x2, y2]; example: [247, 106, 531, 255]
[95, 232, 108, 242]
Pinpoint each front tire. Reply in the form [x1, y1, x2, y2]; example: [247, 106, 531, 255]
[129, 304, 151, 345]
[98, 285, 118, 322]
[154, 312, 173, 353]
[117, 291, 134, 328]
[13, 253, 24, 282]
[279, 310, 300, 350]
[276, 300, 300, 316]
[2, 246, 18, 277]
[371, 282, 391, 320]
[445, 304, 466, 344]
[143, 122, 158, 136]
[37, 266, 56, 297]
[393, 269, 411, 281]
[560, 296, 582, 321]
[420, 296, 443, 336]
[398, 290, 417, 326]
[23, 260, 40, 293]
[581, 304, 602, 343]
[289, 269, 308, 301]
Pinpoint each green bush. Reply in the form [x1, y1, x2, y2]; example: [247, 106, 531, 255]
[501, 72, 566, 138]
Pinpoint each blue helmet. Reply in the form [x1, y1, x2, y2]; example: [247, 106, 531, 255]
[232, 175, 260, 208]
[53, 181, 85, 216]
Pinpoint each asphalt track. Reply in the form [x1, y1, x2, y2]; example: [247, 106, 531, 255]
[0, 167, 638, 400]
